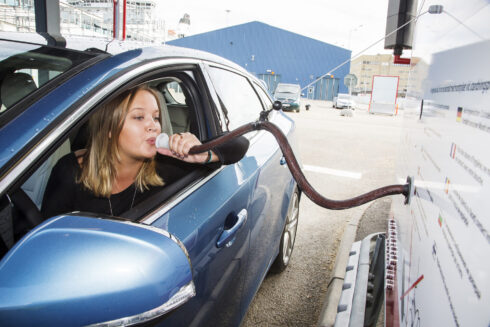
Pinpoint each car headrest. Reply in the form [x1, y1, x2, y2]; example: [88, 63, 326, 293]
[154, 89, 173, 135]
[1, 72, 38, 108]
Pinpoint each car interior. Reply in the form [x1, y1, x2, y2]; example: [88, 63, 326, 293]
[0, 43, 97, 117]
[0, 71, 217, 259]
[0, 72, 39, 110]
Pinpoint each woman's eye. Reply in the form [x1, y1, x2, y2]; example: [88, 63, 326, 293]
[134, 116, 144, 120]
[153, 117, 160, 122]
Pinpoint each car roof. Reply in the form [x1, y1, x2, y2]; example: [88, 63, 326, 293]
[0, 32, 247, 74]
[134, 45, 246, 72]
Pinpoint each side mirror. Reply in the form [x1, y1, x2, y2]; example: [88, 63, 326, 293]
[273, 100, 282, 110]
[0, 215, 195, 326]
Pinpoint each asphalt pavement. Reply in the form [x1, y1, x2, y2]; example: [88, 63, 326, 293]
[241, 100, 402, 327]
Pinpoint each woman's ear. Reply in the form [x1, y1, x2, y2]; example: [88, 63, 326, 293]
[108, 131, 112, 139]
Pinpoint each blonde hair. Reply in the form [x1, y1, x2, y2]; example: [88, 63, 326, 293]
[79, 86, 164, 197]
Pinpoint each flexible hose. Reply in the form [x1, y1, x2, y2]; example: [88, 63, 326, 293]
[190, 120, 410, 210]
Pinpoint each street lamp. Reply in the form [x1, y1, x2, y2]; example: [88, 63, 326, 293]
[225, 9, 231, 26]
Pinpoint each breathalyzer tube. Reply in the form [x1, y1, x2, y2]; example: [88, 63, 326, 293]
[188, 120, 411, 210]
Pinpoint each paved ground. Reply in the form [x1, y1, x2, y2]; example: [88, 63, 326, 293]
[241, 100, 402, 327]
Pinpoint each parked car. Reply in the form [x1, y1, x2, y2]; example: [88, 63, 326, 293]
[274, 83, 301, 112]
[332, 93, 355, 109]
[0, 36, 300, 327]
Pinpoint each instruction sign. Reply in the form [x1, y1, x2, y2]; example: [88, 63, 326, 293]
[391, 39, 490, 327]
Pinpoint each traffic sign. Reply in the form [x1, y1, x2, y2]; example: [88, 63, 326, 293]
[344, 74, 357, 90]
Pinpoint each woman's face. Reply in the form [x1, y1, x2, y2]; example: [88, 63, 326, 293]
[117, 89, 161, 163]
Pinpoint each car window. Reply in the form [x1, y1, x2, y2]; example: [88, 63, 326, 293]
[152, 77, 198, 135]
[1, 60, 221, 259]
[164, 81, 186, 105]
[207, 66, 262, 130]
[254, 83, 273, 110]
[0, 40, 101, 118]
[275, 84, 300, 94]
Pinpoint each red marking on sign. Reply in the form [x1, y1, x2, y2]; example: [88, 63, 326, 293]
[450, 143, 456, 159]
[400, 274, 424, 299]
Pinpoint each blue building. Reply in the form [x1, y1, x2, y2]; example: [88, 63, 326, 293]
[168, 21, 351, 100]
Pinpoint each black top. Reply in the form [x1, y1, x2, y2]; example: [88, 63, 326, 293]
[41, 153, 193, 218]
[41, 134, 249, 219]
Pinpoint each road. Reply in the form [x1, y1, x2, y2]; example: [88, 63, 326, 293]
[241, 100, 402, 326]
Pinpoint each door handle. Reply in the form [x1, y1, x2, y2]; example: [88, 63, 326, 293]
[217, 209, 247, 248]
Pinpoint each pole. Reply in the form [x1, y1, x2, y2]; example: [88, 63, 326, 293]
[348, 80, 352, 109]
[122, 0, 126, 40]
[113, 0, 117, 39]
[34, 0, 65, 47]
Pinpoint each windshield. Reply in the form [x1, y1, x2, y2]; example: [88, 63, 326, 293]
[275, 84, 300, 94]
[337, 94, 350, 99]
[0, 40, 102, 119]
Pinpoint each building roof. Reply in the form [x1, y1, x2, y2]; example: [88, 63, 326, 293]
[168, 21, 351, 91]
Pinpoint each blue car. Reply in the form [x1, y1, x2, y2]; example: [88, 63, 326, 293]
[0, 36, 300, 326]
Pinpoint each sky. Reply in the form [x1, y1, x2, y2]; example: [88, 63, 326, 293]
[156, 0, 395, 56]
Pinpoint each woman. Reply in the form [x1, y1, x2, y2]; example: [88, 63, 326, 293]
[41, 85, 247, 218]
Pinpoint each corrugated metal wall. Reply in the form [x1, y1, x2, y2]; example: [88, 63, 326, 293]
[257, 73, 281, 92]
[168, 21, 351, 97]
[314, 77, 339, 101]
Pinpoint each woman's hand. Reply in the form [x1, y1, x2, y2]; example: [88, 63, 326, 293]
[157, 132, 217, 164]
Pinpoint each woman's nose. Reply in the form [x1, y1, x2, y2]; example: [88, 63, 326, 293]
[147, 117, 159, 131]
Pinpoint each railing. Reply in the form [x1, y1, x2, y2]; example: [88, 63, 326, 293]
[0, 2, 164, 43]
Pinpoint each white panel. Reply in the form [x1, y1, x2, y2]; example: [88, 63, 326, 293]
[391, 0, 490, 326]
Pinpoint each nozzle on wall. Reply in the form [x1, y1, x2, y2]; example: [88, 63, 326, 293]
[404, 176, 414, 205]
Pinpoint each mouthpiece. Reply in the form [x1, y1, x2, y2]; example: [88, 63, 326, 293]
[156, 133, 169, 149]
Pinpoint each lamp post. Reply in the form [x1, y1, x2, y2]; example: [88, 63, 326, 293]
[225, 9, 231, 26]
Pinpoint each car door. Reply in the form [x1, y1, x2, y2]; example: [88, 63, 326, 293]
[202, 63, 297, 318]
[136, 64, 253, 327]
